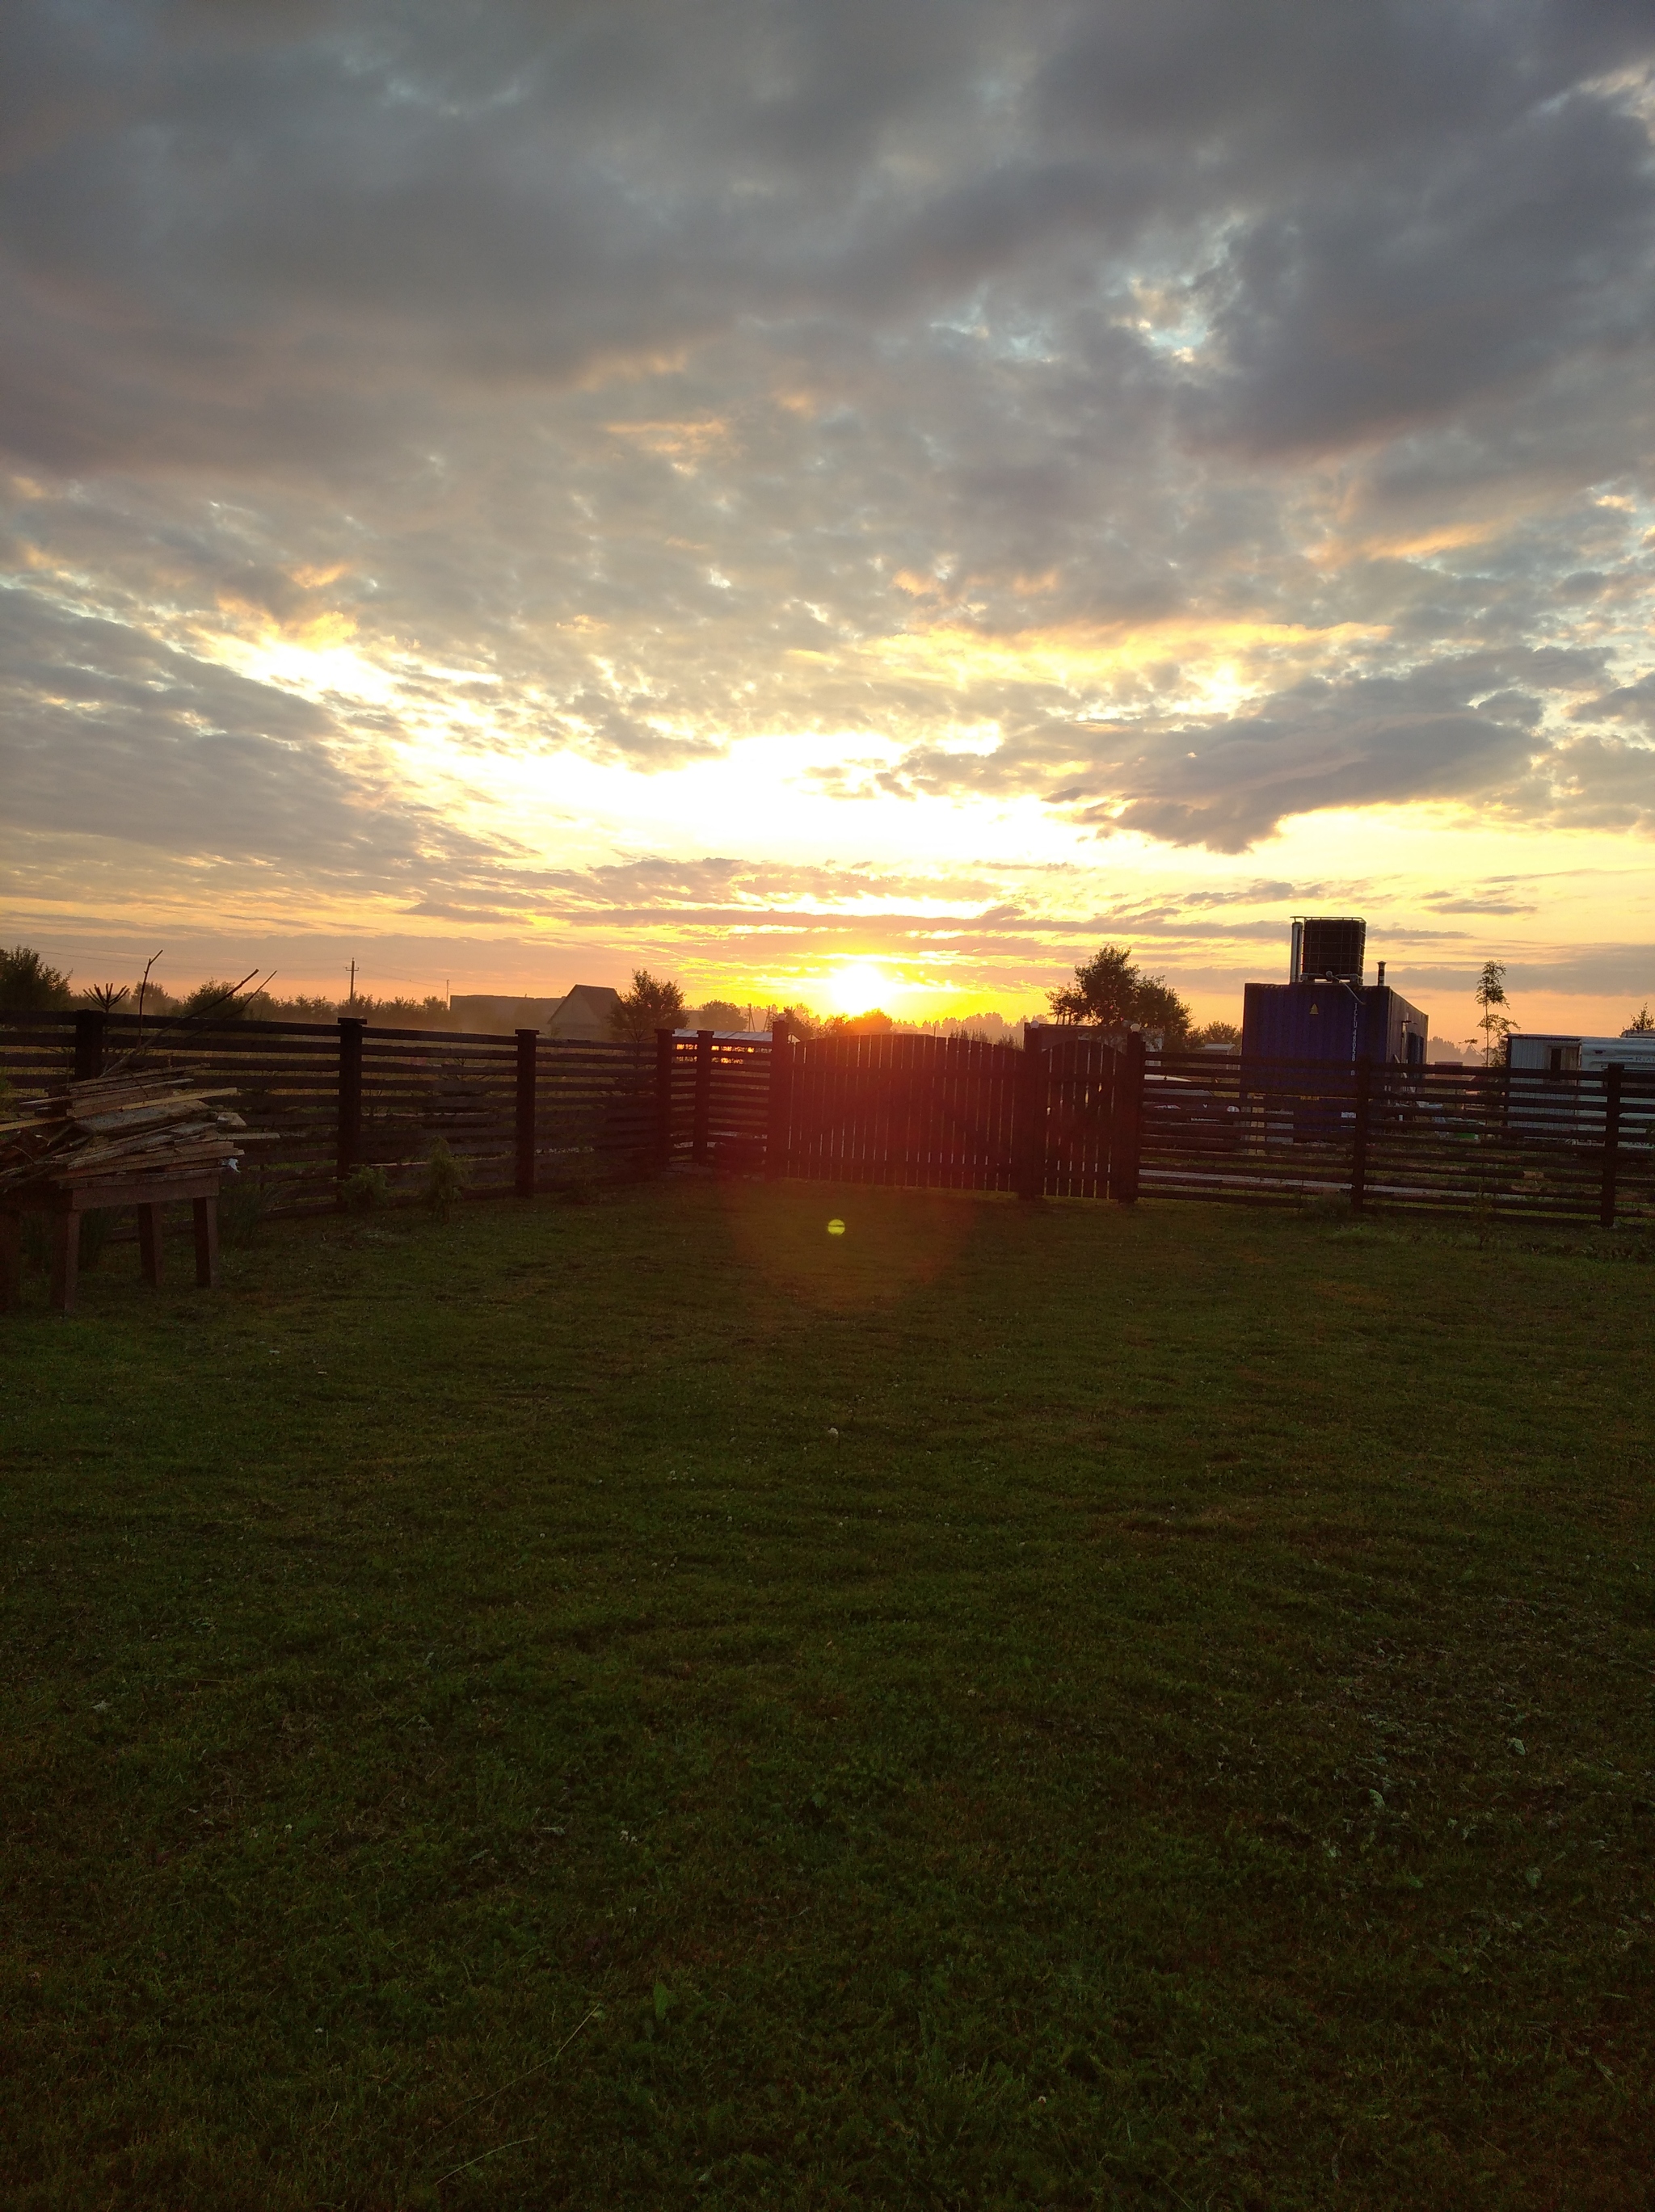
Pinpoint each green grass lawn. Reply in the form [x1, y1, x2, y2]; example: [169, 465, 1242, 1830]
[2, 1182, 1652, 2210]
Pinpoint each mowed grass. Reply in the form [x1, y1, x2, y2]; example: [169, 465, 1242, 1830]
[2, 1182, 1653, 2211]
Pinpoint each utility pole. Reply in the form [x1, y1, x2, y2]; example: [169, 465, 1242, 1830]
[348, 957, 356, 1007]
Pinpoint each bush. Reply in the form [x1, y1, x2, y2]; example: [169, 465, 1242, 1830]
[422, 1139, 470, 1220]
[183, 980, 263, 1021]
[340, 1164, 390, 1213]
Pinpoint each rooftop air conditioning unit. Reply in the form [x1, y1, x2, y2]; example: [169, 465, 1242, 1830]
[1290, 916, 1366, 985]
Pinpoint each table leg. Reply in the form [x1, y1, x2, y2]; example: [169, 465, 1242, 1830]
[139, 1204, 163, 1286]
[0, 1213, 19, 1314]
[50, 1213, 79, 1316]
[193, 1195, 220, 1289]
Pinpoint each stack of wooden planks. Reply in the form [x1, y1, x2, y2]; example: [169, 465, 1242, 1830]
[0, 1066, 267, 1198]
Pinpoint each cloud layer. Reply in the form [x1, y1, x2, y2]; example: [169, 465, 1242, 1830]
[2, 0, 1653, 1001]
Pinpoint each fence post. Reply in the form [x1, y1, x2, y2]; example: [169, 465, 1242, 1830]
[765, 1017, 792, 1180]
[515, 1028, 538, 1197]
[692, 1028, 714, 1163]
[1350, 1054, 1372, 1214]
[336, 1017, 364, 1202]
[1014, 1024, 1049, 1200]
[74, 1011, 106, 1081]
[1110, 1032, 1147, 1205]
[1601, 1062, 1623, 1228]
[655, 1028, 676, 1173]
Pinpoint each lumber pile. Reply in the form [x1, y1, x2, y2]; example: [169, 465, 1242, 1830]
[0, 1066, 269, 1199]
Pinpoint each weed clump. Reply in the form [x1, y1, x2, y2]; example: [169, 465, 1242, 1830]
[422, 1138, 469, 1219]
[340, 1164, 390, 1213]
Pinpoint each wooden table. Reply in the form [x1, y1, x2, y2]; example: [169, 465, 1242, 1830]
[0, 1171, 222, 1318]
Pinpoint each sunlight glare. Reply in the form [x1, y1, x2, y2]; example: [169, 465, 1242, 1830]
[828, 962, 893, 1013]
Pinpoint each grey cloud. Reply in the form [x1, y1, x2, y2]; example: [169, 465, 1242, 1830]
[868, 658, 1565, 850]
[1579, 673, 1655, 732]
[1519, 732, 1655, 831]
[1182, 94, 1655, 456]
[0, 586, 512, 879]
[480, 855, 1336, 956]
[0, 0, 1652, 894]
[1404, 947, 1655, 999]
[1038, 0, 1654, 164]
[402, 899, 521, 923]
[1423, 899, 1539, 916]
[1088, 692, 1527, 851]
[3, 0, 1650, 473]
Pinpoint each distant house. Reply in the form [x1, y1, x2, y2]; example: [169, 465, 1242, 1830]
[544, 985, 622, 1041]
[447, 984, 622, 1038]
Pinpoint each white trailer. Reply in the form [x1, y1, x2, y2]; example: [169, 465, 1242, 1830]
[1506, 1034, 1655, 1138]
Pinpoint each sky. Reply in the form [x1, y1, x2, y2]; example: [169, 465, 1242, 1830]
[3, 0, 1654, 1040]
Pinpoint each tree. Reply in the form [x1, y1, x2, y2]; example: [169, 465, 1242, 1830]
[183, 978, 273, 1022]
[1048, 944, 1192, 1046]
[610, 968, 686, 1044]
[1624, 1003, 1655, 1036]
[1192, 1019, 1241, 1049]
[823, 1008, 893, 1037]
[690, 999, 748, 1031]
[1473, 959, 1514, 1066]
[0, 945, 73, 1011]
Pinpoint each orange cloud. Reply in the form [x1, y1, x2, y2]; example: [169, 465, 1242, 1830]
[604, 418, 733, 458]
[1309, 519, 1506, 567]
[867, 616, 1388, 691]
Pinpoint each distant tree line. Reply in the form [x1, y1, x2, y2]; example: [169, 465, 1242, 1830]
[0, 948, 461, 1027]
[17, 943, 1644, 1053]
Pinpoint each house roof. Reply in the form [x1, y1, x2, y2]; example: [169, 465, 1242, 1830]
[544, 984, 622, 1037]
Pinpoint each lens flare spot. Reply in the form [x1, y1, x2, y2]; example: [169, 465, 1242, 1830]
[827, 1218, 846, 1236]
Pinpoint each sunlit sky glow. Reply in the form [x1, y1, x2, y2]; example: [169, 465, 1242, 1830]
[4, 2, 1654, 1038]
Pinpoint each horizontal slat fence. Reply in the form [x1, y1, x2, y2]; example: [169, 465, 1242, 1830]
[1, 1012, 655, 1216]
[357, 1025, 519, 1201]
[539, 1039, 657, 1184]
[8, 1012, 1649, 1230]
[1143, 1053, 1655, 1225]
[657, 1031, 772, 1173]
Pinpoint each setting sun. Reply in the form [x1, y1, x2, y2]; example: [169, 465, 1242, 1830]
[826, 962, 895, 1014]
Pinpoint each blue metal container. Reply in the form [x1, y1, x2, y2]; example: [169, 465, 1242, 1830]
[1242, 982, 1429, 1066]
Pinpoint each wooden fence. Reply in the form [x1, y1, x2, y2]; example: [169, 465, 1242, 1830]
[743, 1022, 1142, 1200]
[1141, 1050, 1655, 1225]
[657, 1022, 1654, 1228]
[7, 1011, 1652, 1230]
[0, 1011, 655, 1214]
[655, 1029, 771, 1175]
